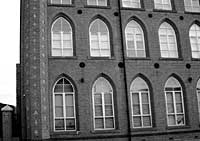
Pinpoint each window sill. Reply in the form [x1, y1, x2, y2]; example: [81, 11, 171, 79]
[131, 127, 157, 132]
[51, 130, 80, 136]
[191, 58, 200, 61]
[153, 9, 176, 13]
[87, 56, 115, 60]
[125, 57, 151, 60]
[166, 125, 190, 130]
[84, 5, 111, 9]
[120, 7, 145, 11]
[159, 57, 183, 61]
[49, 56, 77, 60]
[184, 11, 200, 15]
[47, 3, 75, 7]
[90, 129, 120, 134]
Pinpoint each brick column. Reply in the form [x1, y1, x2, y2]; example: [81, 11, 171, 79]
[1, 105, 13, 141]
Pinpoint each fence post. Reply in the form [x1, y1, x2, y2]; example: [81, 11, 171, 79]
[1, 105, 13, 141]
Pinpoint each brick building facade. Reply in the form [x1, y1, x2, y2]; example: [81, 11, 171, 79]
[17, 0, 200, 140]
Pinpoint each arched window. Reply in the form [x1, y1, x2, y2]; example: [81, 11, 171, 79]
[122, 0, 141, 8]
[51, 0, 71, 4]
[197, 79, 200, 121]
[164, 77, 185, 126]
[125, 20, 146, 57]
[130, 77, 152, 128]
[189, 24, 200, 58]
[51, 17, 73, 56]
[184, 0, 200, 12]
[92, 77, 115, 130]
[154, 0, 172, 10]
[53, 77, 76, 131]
[87, 0, 107, 6]
[89, 19, 110, 57]
[159, 22, 178, 58]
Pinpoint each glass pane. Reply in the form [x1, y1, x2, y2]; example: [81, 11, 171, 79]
[94, 94, 102, 105]
[142, 104, 150, 114]
[99, 0, 107, 6]
[105, 105, 113, 116]
[132, 93, 139, 104]
[143, 116, 151, 126]
[62, 0, 71, 4]
[175, 92, 182, 103]
[104, 93, 112, 104]
[95, 118, 104, 129]
[65, 95, 74, 106]
[66, 106, 74, 117]
[133, 105, 140, 115]
[168, 115, 175, 126]
[95, 105, 103, 116]
[167, 103, 174, 113]
[94, 78, 112, 93]
[63, 49, 73, 56]
[177, 114, 184, 125]
[142, 93, 149, 103]
[166, 92, 173, 103]
[131, 77, 148, 91]
[176, 103, 183, 113]
[64, 84, 73, 92]
[133, 116, 142, 127]
[127, 50, 136, 57]
[66, 119, 75, 130]
[105, 117, 114, 128]
[55, 107, 63, 117]
[55, 119, 65, 130]
[55, 95, 63, 106]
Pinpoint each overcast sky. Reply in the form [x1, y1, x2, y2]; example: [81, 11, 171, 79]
[0, 0, 20, 105]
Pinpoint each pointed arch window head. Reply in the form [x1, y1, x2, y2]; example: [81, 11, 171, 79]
[87, 0, 107, 6]
[92, 77, 115, 130]
[53, 77, 76, 131]
[130, 77, 152, 128]
[89, 19, 111, 57]
[154, 0, 172, 10]
[122, 0, 141, 8]
[189, 24, 200, 58]
[51, 17, 73, 57]
[164, 77, 185, 126]
[159, 22, 178, 58]
[196, 79, 200, 122]
[125, 20, 146, 58]
[184, 0, 200, 12]
[51, 0, 71, 5]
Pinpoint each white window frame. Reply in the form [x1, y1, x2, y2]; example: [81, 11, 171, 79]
[130, 78, 152, 128]
[197, 79, 200, 122]
[164, 77, 185, 126]
[154, 0, 172, 10]
[89, 19, 111, 57]
[125, 20, 146, 58]
[87, 0, 107, 6]
[92, 77, 115, 130]
[51, 17, 73, 57]
[184, 0, 200, 12]
[51, 0, 72, 4]
[189, 24, 200, 58]
[159, 22, 178, 58]
[53, 77, 76, 131]
[122, 0, 141, 8]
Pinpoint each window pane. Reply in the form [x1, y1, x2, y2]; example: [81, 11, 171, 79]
[95, 105, 103, 116]
[62, 0, 71, 4]
[55, 119, 65, 130]
[64, 84, 73, 92]
[142, 93, 149, 103]
[166, 92, 173, 103]
[65, 95, 73, 106]
[132, 93, 139, 104]
[105, 117, 114, 128]
[168, 115, 175, 126]
[167, 103, 174, 113]
[54, 84, 63, 93]
[66, 119, 75, 130]
[94, 94, 102, 105]
[133, 116, 142, 127]
[143, 116, 151, 126]
[142, 104, 150, 114]
[133, 105, 140, 115]
[104, 93, 112, 104]
[177, 114, 184, 125]
[105, 105, 113, 116]
[63, 49, 73, 56]
[176, 103, 183, 113]
[175, 92, 182, 103]
[95, 118, 104, 129]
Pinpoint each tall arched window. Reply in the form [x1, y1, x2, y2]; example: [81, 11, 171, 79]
[197, 79, 200, 121]
[154, 0, 172, 10]
[51, 17, 73, 56]
[122, 0, 141, 8]
[164, 77, 185, 126]
[189, 24, 200, 58]
[53, 77, 76, 131]
[87, 0, 107, 6]
[125, 20, 146, 57]
[92, 77, 115, 130]
[159, 22, 178, 58]
[130, 77, 152, 128]
[89, 19, 110, 57]
[51, 0, 71, 4]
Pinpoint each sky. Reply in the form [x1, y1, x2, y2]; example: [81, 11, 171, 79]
[0, 0, 20, 105]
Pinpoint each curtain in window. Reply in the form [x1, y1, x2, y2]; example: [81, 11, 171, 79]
[53, 78, 76, 131]
[130, 77, 152, 128]
[159, 22, 178, 58]
[92, 77, 115, 130]
[51, 17, 73, 56]
[165, 77, 185, 126]
[125, 20, 146, 57]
